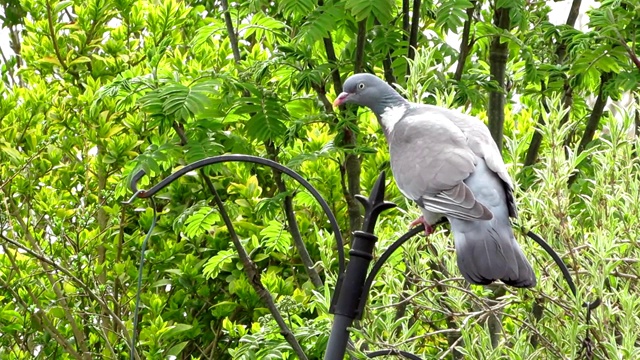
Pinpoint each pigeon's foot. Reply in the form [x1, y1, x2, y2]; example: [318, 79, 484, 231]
[409, 216, 434, 236]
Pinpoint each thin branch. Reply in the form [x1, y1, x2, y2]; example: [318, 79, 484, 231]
[382, 53, 396, 85]
[576, 73, 612, 152]
[523, 81, 551, 166]
[318, 0, 342, 93]
[220, 0, 241, 62]
[0, 252, 83, 359]
[0, 233, 136, 359]
[317, 0, 361, 235]
[454, 2, 476, 81]
[523, 0, 581, 167]
[7, 198, 90, 356]
[568, 72, 612, 185]
[614, 30, 640, 71]
[265, 141, 324, 288]
[171, 124, 308, 360]
[45, 0, 68, 71]
[373, 18, 397, 85]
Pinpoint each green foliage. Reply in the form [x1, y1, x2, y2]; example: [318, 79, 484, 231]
[1, 0, 640, 359]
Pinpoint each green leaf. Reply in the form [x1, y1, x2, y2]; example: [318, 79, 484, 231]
[184, 207, 220, 238]
[203, 249, 237, 279]
[295, 5, 342, 45]
[166, 341, 189, 357]
[345, 0, 395, 23]
[164, 324, 193, 339]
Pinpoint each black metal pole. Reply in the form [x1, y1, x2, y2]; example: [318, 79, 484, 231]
[324, 171, 396, 360]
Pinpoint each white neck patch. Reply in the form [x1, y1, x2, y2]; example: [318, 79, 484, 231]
[380, 105, 407, 133]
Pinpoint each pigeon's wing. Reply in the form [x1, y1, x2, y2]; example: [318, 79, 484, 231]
[423, 105, 518, 218]
[389, 112, 492, 221]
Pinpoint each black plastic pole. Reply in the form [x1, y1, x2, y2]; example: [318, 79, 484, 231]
[324, 171, 396, 360]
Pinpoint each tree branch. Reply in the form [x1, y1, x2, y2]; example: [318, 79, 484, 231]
[170, 123, 308, 359]
[265, 141, 324, 288]
[613, 28, 640, 71]
[523, 0, 581, 167]
[45, 1, 68, 71]
[524, 81, 551, 166]
[373, 18, 397, 85]
[220, 0, 241, 63]
[318, 0, 362, 235]
[576, 72, 612, 155]
[569, 72, 612, 185]
[354, 20, 367, 73]
[407, 0, 421, 75]
[454, 2, 476, 81]
[0, 251, 83, 359]
[7, 198, 90, 357]
[317, 0, 342, 94]
[556, 0, 581, 62]
[0, 233, 135, 359]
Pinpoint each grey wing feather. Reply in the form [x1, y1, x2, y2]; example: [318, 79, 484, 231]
[450, 159, 535, 287]
[389, 112, 492, 221]
[421, 105, 518, 217]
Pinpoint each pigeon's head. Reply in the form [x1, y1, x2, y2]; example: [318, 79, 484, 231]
[333, 73, 401, 112]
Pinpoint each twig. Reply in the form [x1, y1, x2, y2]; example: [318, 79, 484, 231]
[0, 233, 135, 358]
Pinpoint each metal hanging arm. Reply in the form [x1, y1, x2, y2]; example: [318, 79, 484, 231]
[124, 154, 350, 312]
[125, 154, 346, 276]
[526, 231, 601, 310]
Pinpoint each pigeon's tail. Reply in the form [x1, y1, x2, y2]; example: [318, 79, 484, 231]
[449, 218, 536, 287]
[447, 157, 536, 288]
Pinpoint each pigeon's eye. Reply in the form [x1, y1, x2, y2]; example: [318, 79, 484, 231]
[358, 83, 365, 90]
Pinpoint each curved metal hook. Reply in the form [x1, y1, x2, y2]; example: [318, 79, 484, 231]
[357, 226, 601, 320]
[357, 226, 424, 319]
[124, 154, 346, 284]
[526, 231, 601, 311]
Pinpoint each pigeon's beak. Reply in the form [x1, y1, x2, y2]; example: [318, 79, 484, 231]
[333, 92, 350, 107]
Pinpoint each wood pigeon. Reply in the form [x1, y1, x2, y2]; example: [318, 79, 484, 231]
[334, 73, 536, 288]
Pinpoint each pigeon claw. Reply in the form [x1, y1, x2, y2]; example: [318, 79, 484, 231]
[409, 215, 433, 236]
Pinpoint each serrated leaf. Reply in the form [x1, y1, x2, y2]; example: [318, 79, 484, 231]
[345, 0, 394, 23]
[203, 249, 237, 279]
[184, 207, 219, 238]
[295, 5, 341, 45]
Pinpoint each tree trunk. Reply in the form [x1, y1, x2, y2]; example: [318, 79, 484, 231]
[487, 6, 511, 151]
